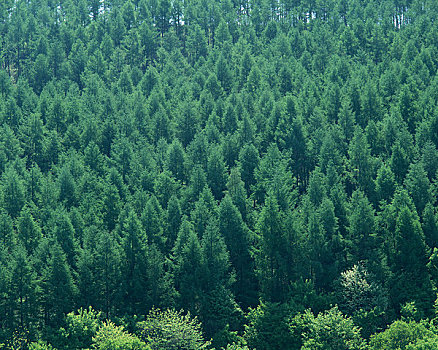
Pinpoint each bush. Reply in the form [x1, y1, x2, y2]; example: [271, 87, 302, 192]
[137, 308, 211, 350]
[93, 321, 149, 350]
[59, 307, 102, 349]
[301, 306, 366, 350]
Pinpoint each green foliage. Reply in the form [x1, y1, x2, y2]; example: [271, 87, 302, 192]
[255, 194, 294, 303]
[369, 320, 438, 350]
[301, 307, 366, 350]
[137, 308, 211, 350]
[93, 321, 149, 350]
[1, 0, 438, 348]
[2, 167, 25, 218]
[223, 344, 250, 350]
[244, 301, 294, 350]
[338, 264, 388, 315]
[17, 206, 42, 253]
[60, 307, 102, 350]
[347, 190, 377, 265]
[42, 241, 78, 326]
[28, 341, 55, 349]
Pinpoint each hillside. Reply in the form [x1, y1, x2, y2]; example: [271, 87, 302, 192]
[1, 0, 438, 348]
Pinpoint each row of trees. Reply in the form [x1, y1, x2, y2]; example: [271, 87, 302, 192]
[2, 0, 438, 348]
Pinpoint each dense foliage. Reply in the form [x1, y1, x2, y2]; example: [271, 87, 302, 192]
[1, 0, 438, 348]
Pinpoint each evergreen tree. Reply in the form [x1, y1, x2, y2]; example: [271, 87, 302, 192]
[347, 190, 378, 268]
[58, 166, 76, 208]
[375, 163, 396, 204]
[42, 241, 77, 326]
[0, 210, 15, 251]
[76, 245, 97, 311]
[404, 162, 431, 215]
[255, 195, 290, 303]
[238, 143, 259, 193]
[191, 186, 218, 238]
[348, 127, 375, 196]
[141, 195, 166, 250]
[166, 139, 187, 183]
[9, 245, 37, 331]
[102, 183, 121, 232]
[120, 209, 148, 314]
[175, 101, 199, 147]
[49, 210, 77, 268]
[173, 219, 204, 314]
[207, 146, 227, 200]
[219, 195, 255, 307]
[422, 203, 438, 249]
[226, 167, 249, 223]
[216, 53, 233, 93]
[391, 206, 434, 315]
[94, 230, 122, 319]
[200, 218, 241, 339]
[17, 206, 42, 254]
[2, 167, 25, 219]
[166, 195, 182, 252]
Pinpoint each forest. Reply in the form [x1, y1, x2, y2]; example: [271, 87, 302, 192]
[1, 0, 438, 348]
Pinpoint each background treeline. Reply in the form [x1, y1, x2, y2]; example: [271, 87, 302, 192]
[2, 0, 438, 348]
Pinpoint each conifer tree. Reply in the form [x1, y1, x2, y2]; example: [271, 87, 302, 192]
[9, 245, 37, 330]
[404, 162, 431, 215]
[347, 190, 377, 266]
[255, 195, 289, 303]
[200, 218, 241, 339]
[17, 206, 42, 254]
[42, 241, 77, 326]
[141, 195, 166, 250]
[166, 195, 182, 252]
[238, 144, 259, 193]
[391, 206, 434, 315]
[219, 195, 255, 306]
[226, 168, 249, 223]
[422, 203, 438, 249]
[2, 167, 25, 219]
[121, 209, 148, 314]
[102, 184, 121, 232]
[95, 230, 122, 319]
[207, 146, 227, 201]
[173, 219, 204, 314]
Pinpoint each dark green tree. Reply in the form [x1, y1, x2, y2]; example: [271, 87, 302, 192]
[216, 53, 233, 93]
[141, 195, 166, 250]
[255, 195, 290, 302]
[200, 218, 241, 339]
[226, 167, 249, 223]
[94, 230, 122, 319]
[166, 140, 187, 183]
[17, 206, 42, 254]
[120, 209, 148, 314]
[9, 245, 37, 331]
[207, 146, 227, 200]
[219, 195, 255, 307]
[2, 167, 25, 219]
[42, 241, 77, 326]
[391, 206, 435, 315]
[422, 203, 438, 249]
[172, 218, 204, 314]
[58, 166, 76, 208]
[102, 183, 121, 232]
[375, 163, 396, 204]
[166, 195, 182, 252]
[404, 162, 431, 215]
[347, 190, 377, 267]
[238, 143, 259, 193]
